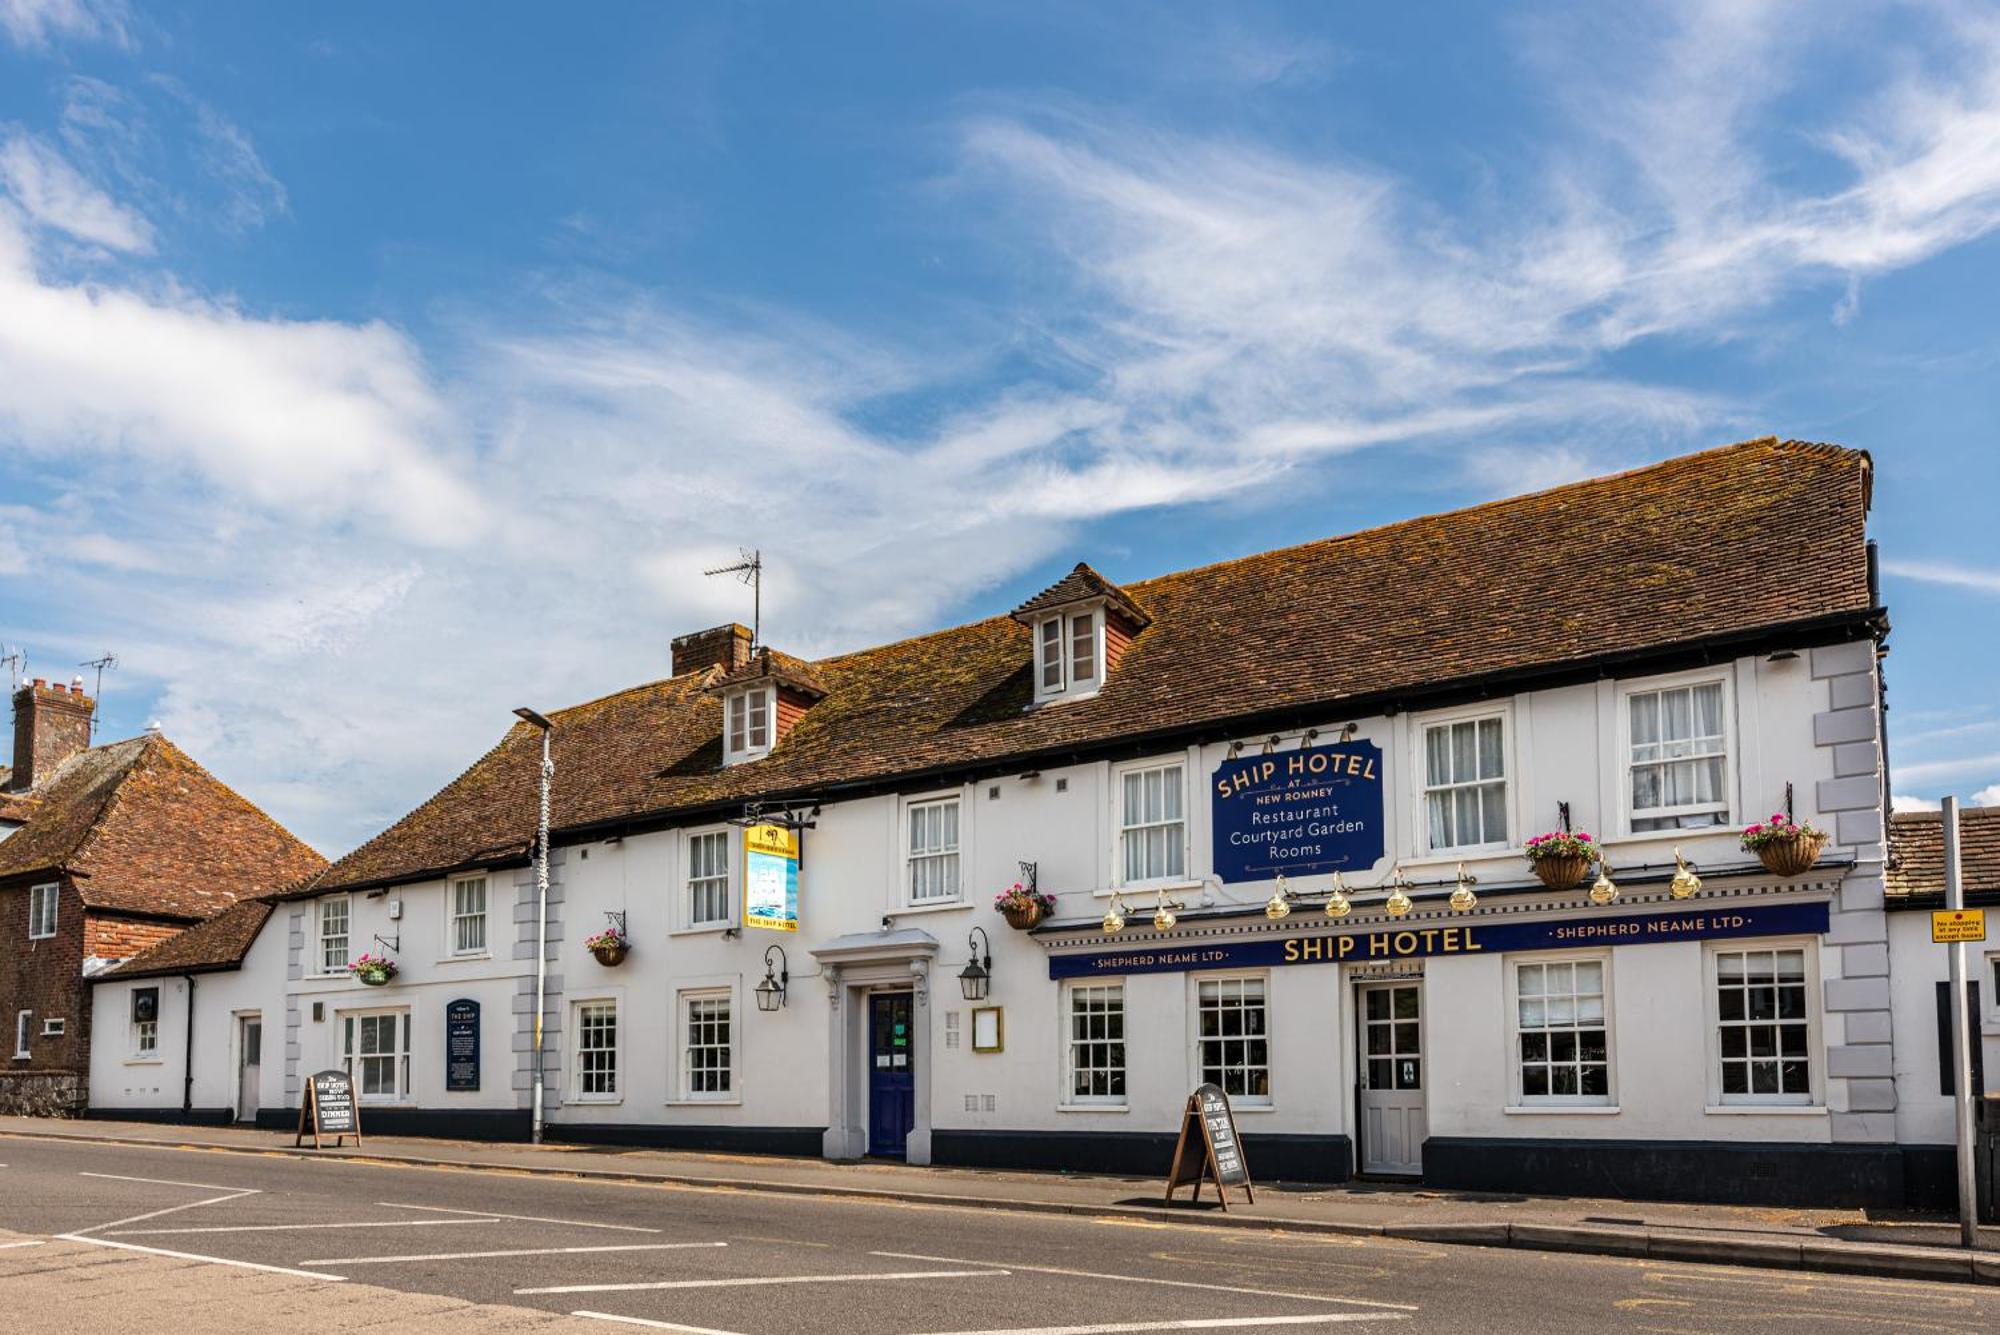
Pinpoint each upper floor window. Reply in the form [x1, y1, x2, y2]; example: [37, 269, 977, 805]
[1630, 681, 1729, 831]
[450, 876, 488, 956]
[907, 797, 962, 904]
[687, 829, 732, 928]
[725, 687, 772, 764]
[27, 882, 57, 939]
[1119, 760, 1186, 884]
[318, 897, 350, 974]
[1423, 717, 1506, 851]
[1036, 610, 1102, 701]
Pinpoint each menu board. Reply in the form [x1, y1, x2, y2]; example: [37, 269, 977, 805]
[296, 1068, 361, 1148]
[446, 998, 480, 1092]
[1163, 1082, 1254, 1208]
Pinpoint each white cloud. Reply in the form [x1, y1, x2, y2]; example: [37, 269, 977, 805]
[0, 0, 127, 50]
[0, 131, 152, 252]
[1894, 752, 2000, 786]
[1892, 793, 1941, 813]
[1882, 559, 2000, 595]
[1975, 784, 2000, 807]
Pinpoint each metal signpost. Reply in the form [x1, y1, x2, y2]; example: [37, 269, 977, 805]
[1940, 796, 1981, 1248]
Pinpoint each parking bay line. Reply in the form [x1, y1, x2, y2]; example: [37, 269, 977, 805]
[872, 1253, 1419, 1314]
[923, 1319, 1409, 1335]
[572, 1314, 746, 1335]
[519, 1268, 1008, 1296]
[0, 1240, 45, 1250]
[54, 1232, 346, 1282]
[304, 1241, 728, 1267]
[379, 1201, 662, 1234]
[110, 1218, 504, 1236]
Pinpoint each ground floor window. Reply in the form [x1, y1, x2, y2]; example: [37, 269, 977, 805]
[1196, 976, 1269, 1103]
[343, 1009, 411, 1102]
[1713, 946, 1812, 1103]
[132, 986, 160, 1058]
[682, 992, 733, 1099]
[574, 1001, 619, 1100]
[13, 1010, 28, 1059]
[1065, 982, 1126, 1104]
[1515, 958, 1609, 1102]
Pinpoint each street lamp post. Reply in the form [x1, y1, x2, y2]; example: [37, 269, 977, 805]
[514, 706, 554, 1146]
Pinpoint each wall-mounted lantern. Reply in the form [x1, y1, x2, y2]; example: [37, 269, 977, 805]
[755, 943, 789, 1012]
[958, 927, 993, 1002]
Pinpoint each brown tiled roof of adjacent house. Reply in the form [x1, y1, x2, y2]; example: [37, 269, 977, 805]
[96, 896, 277, 979]
[1012, 561, 1152, 629]
[309, 437, 1876, 894]
[707, 648, 830, 700]
[1886, 806, 2000, 899]
[0, 733, 326, 919]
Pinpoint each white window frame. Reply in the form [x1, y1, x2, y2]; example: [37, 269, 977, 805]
[1987, 953, 2000, 1025]
[571, 997, 622, 1104]
[1506, 953, 1615, 1108]
[13, 1010, 29, 1059]
[1062, 981, 1128, 1107]
[1113, 756, 1190, 889]
[682, 826, 735, 931]
[448, 876, 488, 957]
[131, 986, 160, 1059]
[341, 1007, 413, 1104]
[27, 882, 57, 939]
[40, 1017, 64, 1037]
[1191, 973, 1272, 1107]
[1414, 704, 1514, 856]
[724, 686, 774, 764]
[676, 987, 737, 1103]
[1704, 939, 1821, 1109]
[904, 793, 964, 907]
[316, 896, 351, 976]
[1034, 603, 1105, 702]
[1620, 671, 1736, 836]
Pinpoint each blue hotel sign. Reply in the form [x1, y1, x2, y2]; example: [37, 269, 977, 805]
[1211, 741, 1384, 884]
[1047, 900, 1831, 980]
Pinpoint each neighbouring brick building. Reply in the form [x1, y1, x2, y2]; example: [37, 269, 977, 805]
[1, 678, 325, 1114]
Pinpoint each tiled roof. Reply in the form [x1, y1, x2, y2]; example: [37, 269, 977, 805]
[96, 897, 277, 979]
[0, 733, 326, 919]
[1886, 806, 2000, 898]
[1012, 562, 1152, 629]
[310, 437, 1876, 894]
[707, 648, 830, 700]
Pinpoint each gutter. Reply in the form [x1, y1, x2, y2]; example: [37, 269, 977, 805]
[181, 974, 197, 1120]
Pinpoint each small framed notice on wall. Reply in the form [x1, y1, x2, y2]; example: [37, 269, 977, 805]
[971, 1006, 1004, 1052]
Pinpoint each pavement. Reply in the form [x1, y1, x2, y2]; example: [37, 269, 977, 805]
[5, 1133, 2000, 1334]
[3, 1113, 1998, 1291]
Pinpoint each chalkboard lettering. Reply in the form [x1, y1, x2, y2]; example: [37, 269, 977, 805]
[1164, 1082, 1253, 1209]
[296, 1068, 361, 1148]
[446, 999, 480, 1093]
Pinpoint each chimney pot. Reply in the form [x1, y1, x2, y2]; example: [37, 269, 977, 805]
[10, 675, 95, 792]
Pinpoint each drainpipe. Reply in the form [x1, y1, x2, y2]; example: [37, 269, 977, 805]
[181, 974, 197, 1121]
[514, 707, 555, 1145]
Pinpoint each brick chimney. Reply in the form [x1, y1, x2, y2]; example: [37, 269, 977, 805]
[10, 678, 95, 792]
[671, 624, 754, 677]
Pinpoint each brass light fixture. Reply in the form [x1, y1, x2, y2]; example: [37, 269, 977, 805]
[1589, 858, 1619, 905]
[1265, 872, 1292, 920]
[1152, 887, 1182, 932]
[1325, 871, 1352, 918]
[1384, 868, 1414, 919]
[1448, 862, 1478, 913]
[1101, 895, 1127, 934]
[1670, 848, 1702, 899]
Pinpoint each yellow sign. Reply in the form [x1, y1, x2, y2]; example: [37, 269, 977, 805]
[744, 823, 800, 932]
[744, 823, 798, 859]
[1931, 909, 1987, 944]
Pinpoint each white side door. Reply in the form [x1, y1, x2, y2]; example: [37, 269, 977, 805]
[1357, 982, 1426, 1176]
[236, 1016, 262, 1122]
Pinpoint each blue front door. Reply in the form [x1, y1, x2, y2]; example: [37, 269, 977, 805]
[867, 991, 915, 1158]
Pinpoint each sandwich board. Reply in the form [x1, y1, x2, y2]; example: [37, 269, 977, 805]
[295, 1068, 362, 1148]
[1163, 1082, 1254, 1209]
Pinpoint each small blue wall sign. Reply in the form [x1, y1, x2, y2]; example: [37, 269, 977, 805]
[1211, 741, 1385, 885]
[445, 998, 480, 1092]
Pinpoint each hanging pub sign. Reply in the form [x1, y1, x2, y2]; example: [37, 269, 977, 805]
[1211, 741, 1384, 885]
[445, 998, 480, 1092]
[744, 823, 800, 932]
[1164, 1082, 1254, 1209]
[1050, 898, 1831, 980]
[295, 1068, 360, 1149]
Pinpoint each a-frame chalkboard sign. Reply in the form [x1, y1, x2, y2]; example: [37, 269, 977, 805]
[295, 1068, 362, 1149]
[1163, 1082, 1254, 1209]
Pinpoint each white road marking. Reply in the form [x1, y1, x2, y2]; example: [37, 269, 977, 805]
[572, 1314, 746, 1335]
[55, 1232, 346, 1281]
[518, 1268, 1009, 1296]
[920, 1318, 1407, 1335]
[74, 1188, 259, 1236]
[0, 1240, 45, 1250]
[110, 1218, 501, 1237]
[302, 1241, 728, 1267]
[872, 1253, 1419, 1313]
[79, 1171, 258, 1192]
[379, 1201, 662, 1233]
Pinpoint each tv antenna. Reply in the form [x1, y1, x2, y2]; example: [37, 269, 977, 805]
[0, 645, 22, 690]
[81, 653, 117, 735]
[703, 548, 763, 650]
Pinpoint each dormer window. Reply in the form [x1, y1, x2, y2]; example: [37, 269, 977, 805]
[725, 687, 773, 764]
[1012, 562, 1150, 707]
[706, 647, 827, 766]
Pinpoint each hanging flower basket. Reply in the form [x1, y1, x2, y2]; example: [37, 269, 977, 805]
[585, 929, 629, 967]
[994, 883, 1056, 930]
[1742, 813, 1827, 877]
[348, 953, 398, 986]
[1525, 830, 1595, 891]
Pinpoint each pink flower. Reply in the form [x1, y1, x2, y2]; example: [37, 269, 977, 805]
[1772, 813, 1787, 824]
[1747, 824, 1762, 834]
[1577, 832, 1591, 842]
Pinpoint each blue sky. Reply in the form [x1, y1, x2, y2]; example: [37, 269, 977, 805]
[1, 1, 1996, 854]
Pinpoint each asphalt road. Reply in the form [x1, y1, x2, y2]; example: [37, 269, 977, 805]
[1, 1135, 1995, 1334]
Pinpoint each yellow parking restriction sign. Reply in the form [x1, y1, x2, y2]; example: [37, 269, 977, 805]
[1931, 909, 1986, 944]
